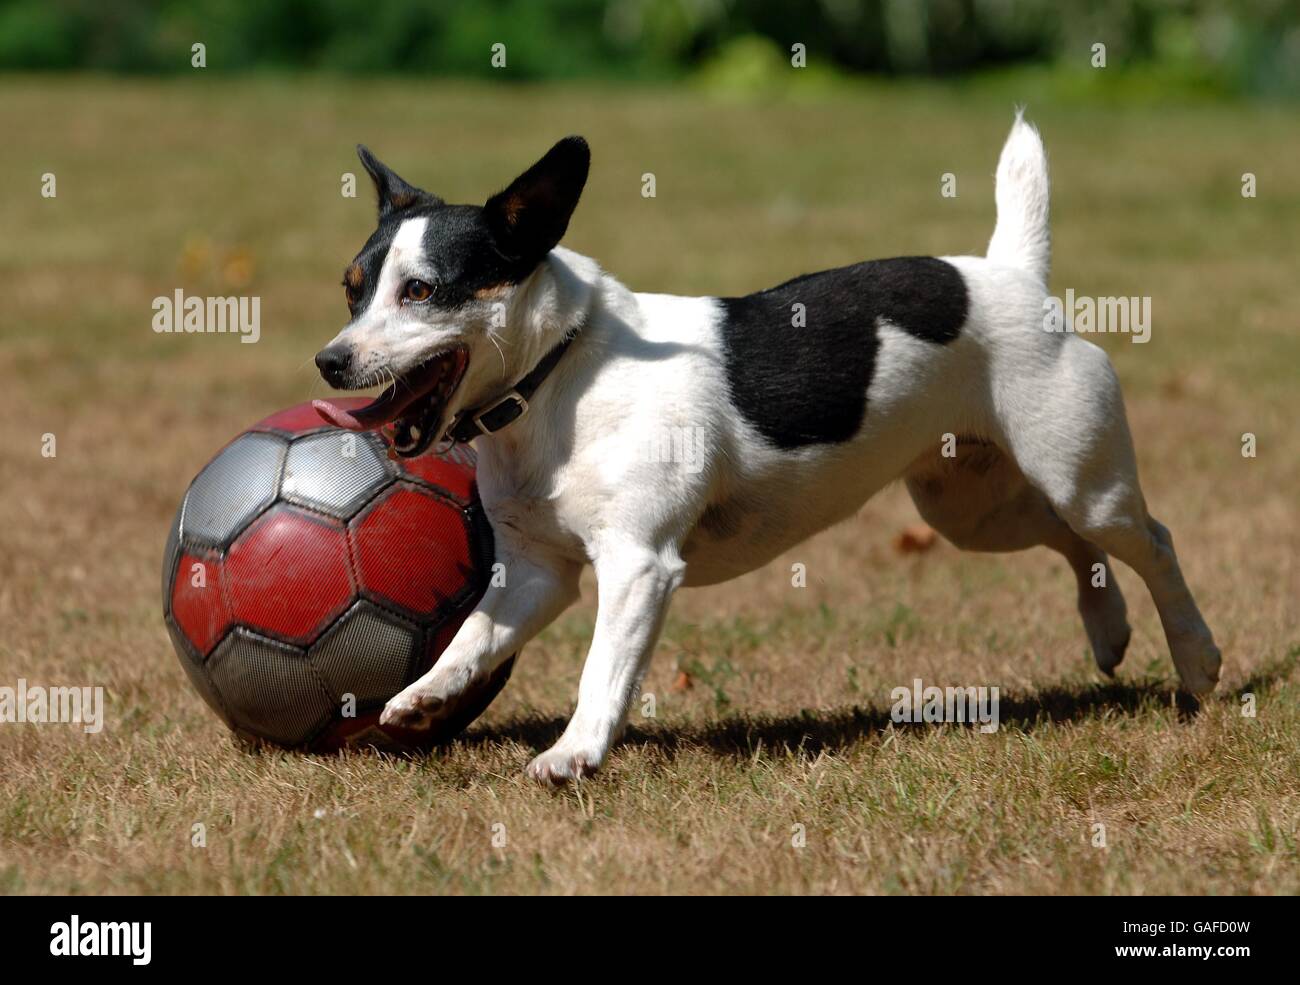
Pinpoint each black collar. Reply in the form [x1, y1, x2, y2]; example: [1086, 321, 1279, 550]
[444, 328, 580, 444]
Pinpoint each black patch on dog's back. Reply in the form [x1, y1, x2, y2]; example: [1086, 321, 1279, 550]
[717, 256, 968, 449]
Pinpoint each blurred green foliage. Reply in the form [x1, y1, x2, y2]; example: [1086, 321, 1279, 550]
[0, 0, 1296, 98]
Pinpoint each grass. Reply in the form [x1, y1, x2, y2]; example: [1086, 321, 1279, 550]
[0, 76, 1297, 895]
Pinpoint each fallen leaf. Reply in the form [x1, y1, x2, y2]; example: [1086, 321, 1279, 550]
[222, 248, 256, 288]
[892, 523, 937, 554]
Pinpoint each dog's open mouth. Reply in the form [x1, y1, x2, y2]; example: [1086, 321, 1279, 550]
[313, 348, 469, 457]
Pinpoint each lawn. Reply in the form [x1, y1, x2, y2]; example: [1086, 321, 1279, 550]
[0, 76, 1296, 894]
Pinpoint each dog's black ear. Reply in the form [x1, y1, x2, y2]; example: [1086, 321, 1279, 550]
[356, 145, 442, 217]
[484, 136, 589, 262]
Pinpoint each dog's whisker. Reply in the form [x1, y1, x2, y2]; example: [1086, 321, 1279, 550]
[487, 330, 508, 378]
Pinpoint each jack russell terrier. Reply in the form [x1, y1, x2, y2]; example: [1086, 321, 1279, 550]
[313, 114, 1221, 784]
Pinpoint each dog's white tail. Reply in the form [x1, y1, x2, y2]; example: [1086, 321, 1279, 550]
[986, 110, 1050, 286]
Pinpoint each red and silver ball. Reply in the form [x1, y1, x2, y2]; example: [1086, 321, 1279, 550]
[161, 400, 510, 752]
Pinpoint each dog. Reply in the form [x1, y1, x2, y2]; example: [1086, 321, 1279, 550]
[313, 114, 1221, 784]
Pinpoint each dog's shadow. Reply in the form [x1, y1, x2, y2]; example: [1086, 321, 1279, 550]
[459, 655, 1294, 763]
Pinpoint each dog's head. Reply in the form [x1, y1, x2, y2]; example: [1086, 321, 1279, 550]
[313, 136, 589, 455]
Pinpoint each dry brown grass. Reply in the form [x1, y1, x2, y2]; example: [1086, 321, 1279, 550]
[0, 77, 1296, 895]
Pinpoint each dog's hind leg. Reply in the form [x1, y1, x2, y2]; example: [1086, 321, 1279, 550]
[906, 440, 1132, 674]
[994, 339, 1221, 695]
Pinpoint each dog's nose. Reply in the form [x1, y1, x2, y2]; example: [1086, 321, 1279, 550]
[315, 345, 353, 385]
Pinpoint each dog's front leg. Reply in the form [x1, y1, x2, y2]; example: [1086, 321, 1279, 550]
[381, 548, 580, 730]
[527, 540, 684, 785]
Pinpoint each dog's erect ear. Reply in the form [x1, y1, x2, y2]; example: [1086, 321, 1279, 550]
[356, 145, 442, 217]
[484, 136, 589, 262]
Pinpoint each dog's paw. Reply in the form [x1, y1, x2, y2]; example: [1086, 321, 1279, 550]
[1173, 634, 1222, 697]
[1091, 624, 1132, 677]
[380, 665, 475, 730]
[525, 743, 604, 786]
[1079, 580, 1131, 677]
[379, 686, 449, 731]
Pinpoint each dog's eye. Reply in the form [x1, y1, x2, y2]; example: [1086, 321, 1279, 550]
[403, 279, 435, 304]
[344, 283, 361, 308]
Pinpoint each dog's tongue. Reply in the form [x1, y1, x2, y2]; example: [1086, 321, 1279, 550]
[312, 399, 361, 430]
[313, 350, 465, 432]
[313, 373, 433, 431]
[313, 392, 409, 431]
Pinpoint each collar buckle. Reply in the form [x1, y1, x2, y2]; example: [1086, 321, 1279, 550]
[443, 327, 580, 446]
[471, 390, 528, 436]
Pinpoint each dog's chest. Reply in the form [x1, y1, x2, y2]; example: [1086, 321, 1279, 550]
[474, 452, 592, 560]
[483, 492, 582, 556]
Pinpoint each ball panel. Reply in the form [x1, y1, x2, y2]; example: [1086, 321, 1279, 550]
[398, 445, 477, 505]
[225, 505, 353, 643]
[281, 431, 392, 520]
[207, 628, 333, 747]
[351, 485, 475, 618]
[182, 432, 286, 548]
[425, 618, 460, 672]
[169, 551, 230, 656]
[162, 502, 182, 614]
[309, 600, 420, 707]
[165, 617, 231, 724]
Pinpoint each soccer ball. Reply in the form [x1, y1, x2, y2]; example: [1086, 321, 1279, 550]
[161, 399, 511, 752]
